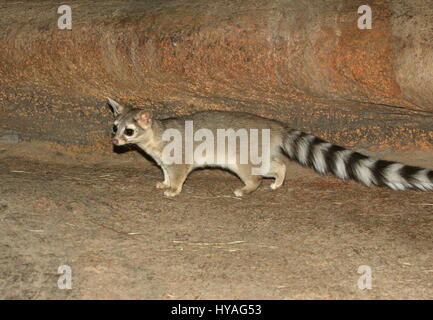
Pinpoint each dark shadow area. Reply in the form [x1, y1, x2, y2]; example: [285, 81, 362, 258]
[112, 143, 160, 168]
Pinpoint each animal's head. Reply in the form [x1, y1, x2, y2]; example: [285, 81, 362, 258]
[107, 98, 153, 146]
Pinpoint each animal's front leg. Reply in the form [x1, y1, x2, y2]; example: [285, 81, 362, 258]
[163, 165, 189, 197]
[156, 166, 170, 189]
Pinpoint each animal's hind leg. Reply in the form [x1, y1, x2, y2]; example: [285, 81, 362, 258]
[234, 165, 262, 197]
[268, 155, 286, 190]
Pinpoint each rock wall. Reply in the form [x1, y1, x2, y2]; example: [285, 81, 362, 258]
[0, 0, 432, 152]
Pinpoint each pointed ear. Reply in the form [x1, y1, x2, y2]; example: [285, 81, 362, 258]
[135, 110, 152, 128]
[107, 97, 128, 116]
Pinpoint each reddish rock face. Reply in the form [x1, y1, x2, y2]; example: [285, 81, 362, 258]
[0, 0, 432, 151]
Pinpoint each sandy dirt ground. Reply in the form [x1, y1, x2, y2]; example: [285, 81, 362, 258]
[0, 141, 432, 299]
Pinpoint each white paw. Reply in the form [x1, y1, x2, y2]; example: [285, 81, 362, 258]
[164, 189, 180, 197]
[234, 189, 244, 197]
[156, 182, 169, 189]
[270, 182, 283, 190]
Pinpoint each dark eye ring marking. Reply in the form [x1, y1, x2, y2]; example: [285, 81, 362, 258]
[124, 128, 134, 136]
[112, 125, 118, 133]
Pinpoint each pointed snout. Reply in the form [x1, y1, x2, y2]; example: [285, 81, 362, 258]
[112, 138, 119, 145]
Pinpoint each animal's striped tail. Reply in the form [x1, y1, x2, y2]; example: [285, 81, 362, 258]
[282, 130, 433, 191]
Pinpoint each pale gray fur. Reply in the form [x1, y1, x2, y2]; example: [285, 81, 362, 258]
[107, 98, 433, 197]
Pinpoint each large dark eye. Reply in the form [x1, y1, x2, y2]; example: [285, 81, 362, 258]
[112, 125, 118, 133]
[124, 128, 134, 136]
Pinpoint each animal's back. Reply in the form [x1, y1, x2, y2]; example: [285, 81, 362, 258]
[163, 110, 286, 133]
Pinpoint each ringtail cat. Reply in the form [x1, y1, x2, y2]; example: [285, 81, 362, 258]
[107, 98, 433, 197]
